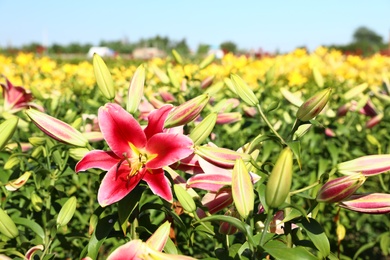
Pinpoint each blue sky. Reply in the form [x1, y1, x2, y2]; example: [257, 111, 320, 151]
[1, 0, 389, 53]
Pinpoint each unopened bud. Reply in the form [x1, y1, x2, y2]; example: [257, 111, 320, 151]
[0, 208, 19, 239]
[366, 114, 383, 129]
[316, 173, 366, 203]
[26, 109, 88, 147]
[174, 184, 196, 213]
[230, 74, 259, 106]
[57, 196, 77, 228]
[195, 145, 252, 169]
[338, 193, 390, 214]
[219, 208, 239, 235]
[199, 53, 215, 70]
[216, 112, 242, 124]
[0, 117, 19, 150]
[189, 112, 217, 145]
[93, 53, 115, 100]
[265, 147, 293, 209]
[232, 158, 254, 219]
[164, 94, 209, 128]
[296, 88, 332, 121]
[5, 171, 32, 191]
[200, 76, 214, 89]
[337, 154, 390, 176]
[31, 193, 43, 212]
[127, 64, 145, 114]
[172, 49, 184, 65]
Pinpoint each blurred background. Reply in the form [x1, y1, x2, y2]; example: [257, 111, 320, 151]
[0, 0, 389, 58]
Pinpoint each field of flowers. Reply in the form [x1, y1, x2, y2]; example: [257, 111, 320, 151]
[0, 47, 389, 260]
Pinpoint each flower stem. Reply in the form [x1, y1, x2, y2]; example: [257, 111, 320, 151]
[289, 180, 320, 195]
[260, 209, 274, 246]
[256, 104, 286, 145]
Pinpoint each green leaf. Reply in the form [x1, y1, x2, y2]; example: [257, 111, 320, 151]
[118, 187, 142, 235]
[88, 214, 117, 259]
[264, 240, 318, 260]
[296, 217, 330, 257]
[163, 237, 178, 255]
[380, 232, 390, 255]
[13, 217, 45, 242]
[287, 140, 301, 170]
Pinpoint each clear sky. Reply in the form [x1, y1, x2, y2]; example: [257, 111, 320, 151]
[1, 0, 389, 53]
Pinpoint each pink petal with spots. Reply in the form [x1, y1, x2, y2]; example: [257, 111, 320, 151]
[98, 103, 146, 157]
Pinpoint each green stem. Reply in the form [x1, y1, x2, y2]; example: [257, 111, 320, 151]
[289, 180, 320, 195]
[260, 209, 274, 246]
[131, 218, 139, 240]
[193, 212, 215, 235]
[256, 104, 286, 145]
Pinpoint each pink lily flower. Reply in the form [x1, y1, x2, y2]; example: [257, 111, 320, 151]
[107, 221, 196, 260]
[338, 193, 390, 214]
[337, 154, 390, 176]
[0, 76, 43, 113]
[75, 103, 194, 206]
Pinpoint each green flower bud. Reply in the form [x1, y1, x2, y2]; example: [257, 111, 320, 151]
[199, 53, 215, 70]
[230, 74, 259, 106]
[174, 184, 196, 213]
[4, 155, 21, 170]
[5, 171, 32, 191]
[232, 158, 254, 219]
[265, 147, 293, 209]
[172, 49, 184, 65]
[93, 53, 115, 100]
[296, 88, 332, 121]
[127, 64, 146, 114]
[28, 136, 47, 146]
[57, 196, 77, 228]
[189, 112, 217, 145]
[31, 193, 43, 212]
[0, 117, 19, 150]
[0, 208, 19, 239]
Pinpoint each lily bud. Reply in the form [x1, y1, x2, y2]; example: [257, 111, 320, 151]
[216, 112, 242, 124]
[158, 89, 176, 102]
[0, 208, 19, 239]
[57, 196, 77, 228]
[200, 75, 215, 89]
[189, 112, 217, 145]
[0, 117, 19, 150]
[127, 64, 145, 114]
[196, 188, 233, 218]
[366, 114, 383, 129]
[28, 136, 47, 146]
[361, 99, 378, 117]
[174, 184, 197, 213]
[195, 145, 252, 169]
[164, 94, 210, 128]
[26, 109, 89, 147]
[230, 74, 259, 106]
[199, 53, 215, 70]
[5, 171, 32, 191]
[337, 154, 390, 176]
[265, 147, 293, 209]
[219, 208, 239, 235]
[316, 173, 366, 203]
[172, 49, 184, 65]
[151, 65, 170, 84]
[93, 53, 115, 100]
[338, 193, 390, 214]
[31, 193, 43, 212]
[296, 88, 332, 121]
[232, 158, 254, 219]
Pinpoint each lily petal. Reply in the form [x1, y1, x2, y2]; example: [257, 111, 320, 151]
[187, 173, 233, 192]
[107, 239, 146, 260]
[98, 164, 144, 207]
[144, 105, 173, 139]
[146, 133, 194, 169]
[75, 150, 119, 172]
[146, 221, 171, 251]
[98, 103, 146, 156]
[143, 169, 173, 202]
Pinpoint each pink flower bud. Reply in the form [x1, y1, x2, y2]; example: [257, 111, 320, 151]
[216, 112, 242, 124]
[325, 128, 336, 137]
[201, 75, 214, 89]
[164, 94, 210, 128]
[159, 89, 176, 102]
[219, 208, 239, 235]
[360, 99, 378, 117]
[296, 88, 332, 121]
[337, 154, 390, 176]
[338, 193, 390, 214]
[195, 145, 252, 169]
[316, 173, 366, 203]
[365, 114, 383, 129]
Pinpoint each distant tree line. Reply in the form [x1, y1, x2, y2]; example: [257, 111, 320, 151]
[0, 26, 388, 57]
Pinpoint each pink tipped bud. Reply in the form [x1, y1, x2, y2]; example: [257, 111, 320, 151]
[337, 154, 390, 176]
[243, 107, 257, 117]
[337, 103, 350, 117]
[195, 145, 252, 169]
[219, 208, 239, 235]
[296, 88, 332, 121]
[316, 173, 366, 203]
[361, 99, 378, 117]
[164, 94, 210, 128]
[325, 128, 336, 137]
[365, 113, 383, 129]
[159, 89, 176, 102]
[201, 75, 215, 89]
[216, 112, 242, 124]
[338, 193, 390, 214]
[26, 109, 88, 147]
[196, 188, 233, 218]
